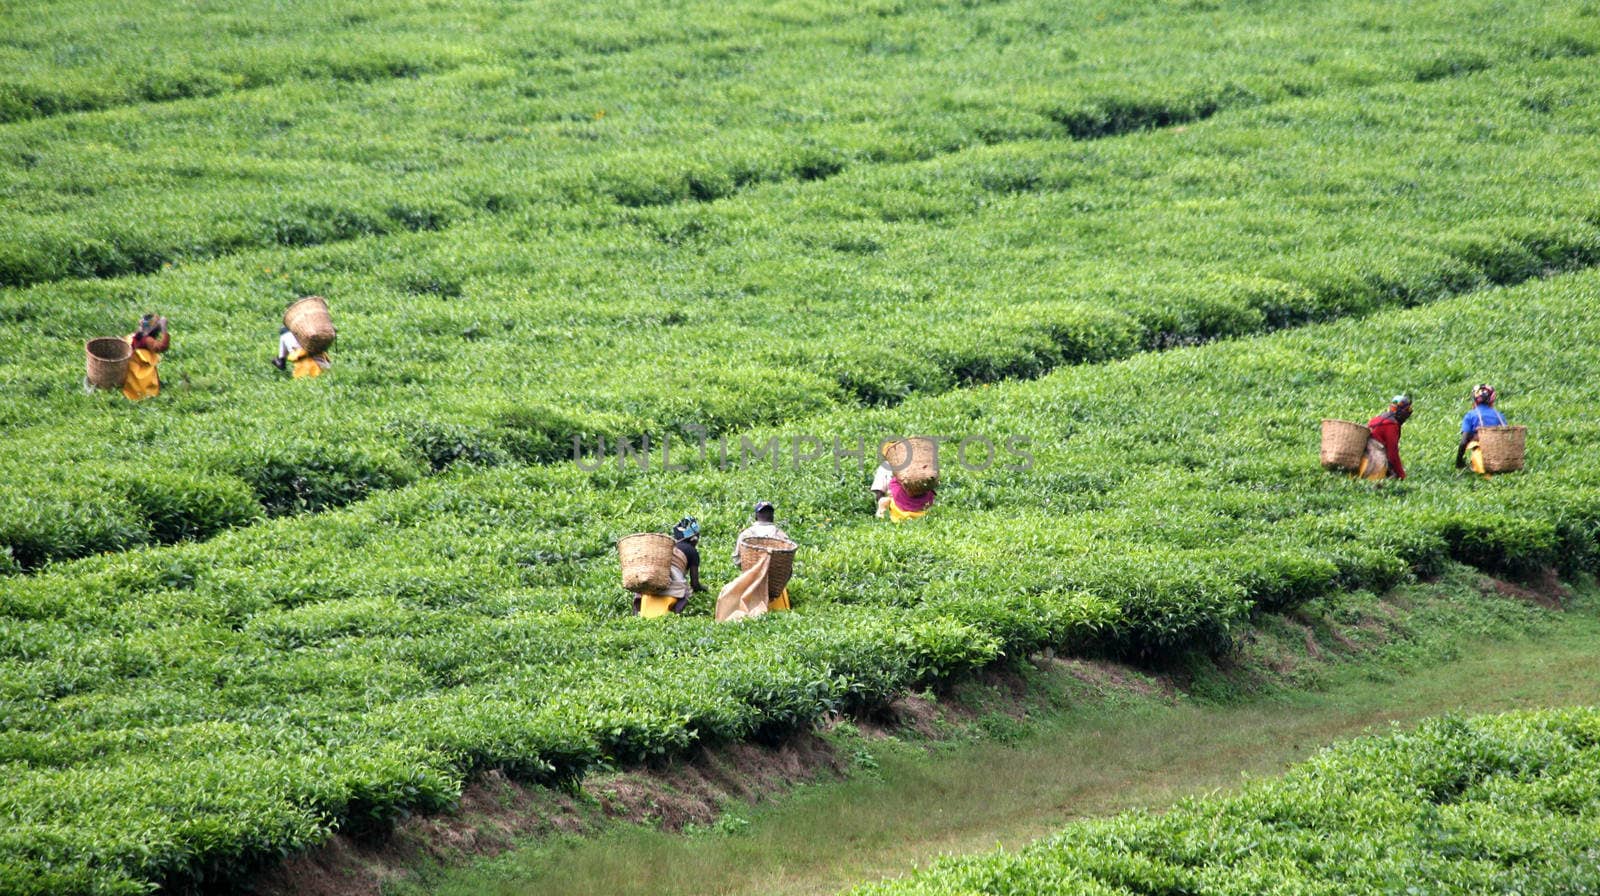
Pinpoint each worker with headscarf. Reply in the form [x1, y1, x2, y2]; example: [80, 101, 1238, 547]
[1456, 384, 1507, 474]
[633, 517, 704, 618]
[1358, 394, 1412, 481]
[123, 313, 169, 401]
[273, 326, 331, 379]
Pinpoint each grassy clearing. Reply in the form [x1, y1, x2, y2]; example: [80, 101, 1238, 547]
[405, 569, 1600, 896]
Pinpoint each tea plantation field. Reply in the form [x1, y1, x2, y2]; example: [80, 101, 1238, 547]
[852, 708, 1600, 895]
[5, 0, 1600, 568]
[6, 268, 1600, 893]
[4, 0, 1600, 892]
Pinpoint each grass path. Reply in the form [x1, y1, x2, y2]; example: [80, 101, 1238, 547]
[408, 577, 1600, 896]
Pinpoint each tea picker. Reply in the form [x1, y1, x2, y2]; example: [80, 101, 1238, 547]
[1357, 394, 1412, 481]
[122, 313, 170, 401]
[618, 518, 703, 619]
[718, 501, 798, 622]
[731, 502, 789, 564]
[726, 501, 793, 612]
[876, 438, 938, 520]
[273, 327, 331, 378]
[1456, 384, 1505, 473]
[1456, 384, 1526, 476]
[276, 296, 335, 379]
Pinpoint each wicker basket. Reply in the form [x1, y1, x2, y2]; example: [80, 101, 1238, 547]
[617, 533, 676, 593]
[1477, 425, 1527, 474]
[738, 536, 797, 599]
[885, 437, 939, 496]
[85, 337, 132, 390]
[284, 296, 337, 355]
[1320, 419, 1370, 471]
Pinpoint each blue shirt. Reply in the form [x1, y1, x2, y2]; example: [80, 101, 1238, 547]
[1461, 405, 1506, 438]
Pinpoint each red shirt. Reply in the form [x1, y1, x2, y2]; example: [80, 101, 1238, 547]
[1367, 412, 1405, 479]
[130, 330, 169, 353]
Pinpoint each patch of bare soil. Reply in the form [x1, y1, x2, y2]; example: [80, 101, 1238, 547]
[1479, 569, 1569, 611]
[851, 690, 951, 739]
[1047, 656, 1179, 701]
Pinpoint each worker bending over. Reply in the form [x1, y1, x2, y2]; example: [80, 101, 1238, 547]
[634, 517, 704, 618]
[1359, 394, 1412, 481]
[274, 327, 331, 378]
[123, 314, 169, 401]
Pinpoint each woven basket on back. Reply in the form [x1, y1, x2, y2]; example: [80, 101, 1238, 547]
[85, 337, 132, 390]
[885, 437, 939, 496]
[738, 536, 797, 599]
[1477, 425, 1527, 474]
[284, 296, 337, 355]
[617, 533, 676, 593]
[1319, 419, 1370, 471]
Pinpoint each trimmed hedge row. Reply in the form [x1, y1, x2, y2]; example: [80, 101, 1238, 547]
[6, 0, 1595, 287]
[4, 266, 1600, 892]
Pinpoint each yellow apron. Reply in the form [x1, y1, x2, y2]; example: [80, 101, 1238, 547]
[122, 345, 161, 401]
[769, 587, 790, 612]
[1468, 442, 1488, 476]
[288, 348, 329, 379]
[887, 499, 928, 523]
[638, 594, 677, 618]
[1354, 437, 1389, 482]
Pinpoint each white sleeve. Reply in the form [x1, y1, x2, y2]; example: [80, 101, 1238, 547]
[870, 463, 894, 492]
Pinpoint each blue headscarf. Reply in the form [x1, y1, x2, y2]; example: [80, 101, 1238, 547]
[671, 517, 700, 541]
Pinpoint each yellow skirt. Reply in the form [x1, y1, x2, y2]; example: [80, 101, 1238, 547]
[638, 594, 677, 618]
[288, 348, 329, 379]
[1353, 438, 1388, 481]
[122, 347, 161, 401]
[769, 587, 790, 612]
[1468, 442, 1487, 476]
[887, 500, 928, 523]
